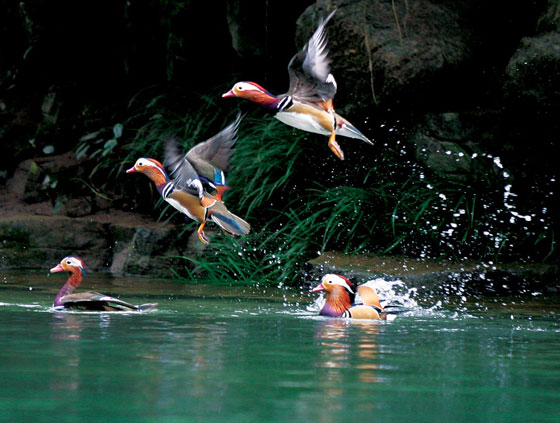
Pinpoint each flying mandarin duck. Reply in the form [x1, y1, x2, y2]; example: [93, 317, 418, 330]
[312, 274, 389, 320]
[222, 9, 372, 160]
[50, 256, 158, 311]
[126, 114, 250, 244]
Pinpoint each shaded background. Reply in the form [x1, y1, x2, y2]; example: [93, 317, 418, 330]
[0, 0, 558, 284]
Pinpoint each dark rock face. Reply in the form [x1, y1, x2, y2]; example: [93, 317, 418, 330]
[504, 0, 560, 108]
[296, 0, 546, 112]
[0, 213, 190, 277]
[290, 0, 557, 223]
[306, 252, 560, 297]
[1, 0, 559, 278]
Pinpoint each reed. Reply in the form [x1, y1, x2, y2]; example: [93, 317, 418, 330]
[73, 86, 553, 286]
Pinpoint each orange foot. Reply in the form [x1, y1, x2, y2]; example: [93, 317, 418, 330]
[328, 131, 344, 160]
[197, 221, 210, 245]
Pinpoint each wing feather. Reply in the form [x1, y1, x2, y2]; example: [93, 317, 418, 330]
[164, 114, 242, 194]
[60, 292, 140, 311]
[288, 9, 337, 102]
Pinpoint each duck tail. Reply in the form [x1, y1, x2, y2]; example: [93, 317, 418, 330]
[208, 202, 251, 236]
[338, 118, 373, 145]
[137, 303, 158, 312]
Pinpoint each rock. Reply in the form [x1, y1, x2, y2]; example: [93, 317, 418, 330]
[296, 0, 473, 111]
[306, 251, 560, 297]
[502, 0, 560, 107]
[41, 87, 60, 125]
[408, 112, 507, 183]
[0, 213, 191, 278]
[504, 31, 560, 107]
[296, 0, 543, 113]
[6, 152, 83, 203]
[64, 198, 93, 217]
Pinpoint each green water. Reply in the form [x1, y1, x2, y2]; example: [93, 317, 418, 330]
[1, 272, 559, 423]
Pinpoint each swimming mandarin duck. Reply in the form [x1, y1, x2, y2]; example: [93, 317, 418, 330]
[51, 256, 158, 311]
[312, 274, 386, 320]
[126, 114, 250, 244]
[222, 9, 372, 161]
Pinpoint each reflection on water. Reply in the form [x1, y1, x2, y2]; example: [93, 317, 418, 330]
[313, 319, 383, 422]
[50, 313, 83, 392]
[1, 272, 560, 423]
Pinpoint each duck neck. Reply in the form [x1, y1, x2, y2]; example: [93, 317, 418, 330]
[53, 271, 82, 307]
[321, 287, 353, 317]
[245, 90, 284, 112]
[144, 168, 169, 192]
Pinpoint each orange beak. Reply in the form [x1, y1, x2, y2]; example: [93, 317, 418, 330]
[222, 89, 236, 98]
[126, 166, 137, 173]
[50, 264, 64, 273]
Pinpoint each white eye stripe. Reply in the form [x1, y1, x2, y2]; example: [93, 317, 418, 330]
[136, 158, 164, 172]
[321, 274, 354, 293]
[63, 257, 83, 269]
[236, 82, 261, 92]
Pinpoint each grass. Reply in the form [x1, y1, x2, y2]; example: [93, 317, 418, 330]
[72, 86, 556, 285]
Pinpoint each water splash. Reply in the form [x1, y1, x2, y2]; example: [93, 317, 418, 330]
[307, 278, 421, 315]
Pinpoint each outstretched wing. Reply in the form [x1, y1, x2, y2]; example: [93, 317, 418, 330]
[164, 135, 204, 197]
[287, 9, 337, 103]
[186, 113, 242, 179]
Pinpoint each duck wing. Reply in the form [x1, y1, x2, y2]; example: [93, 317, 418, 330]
[164, 114, 242, 194]
[287, 9, 337, 103]
[164, 135, 205, 198]
[59, 292, 156, 312]
[185, 114, 241, 178]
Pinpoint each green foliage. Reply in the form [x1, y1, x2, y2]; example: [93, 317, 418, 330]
[73, 87, 555, 286]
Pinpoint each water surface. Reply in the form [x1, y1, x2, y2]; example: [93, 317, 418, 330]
[1, 271, 559, 423]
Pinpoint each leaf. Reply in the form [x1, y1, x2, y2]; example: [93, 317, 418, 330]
[42, 145, 55, 154]
[75, 144, 89, 160]
[113, 123, 124, 138]
[102, 139, 118, 157]
[79, 131, 101, 142]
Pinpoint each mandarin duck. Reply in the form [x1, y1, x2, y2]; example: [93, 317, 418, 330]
[126, 114, 250, 244]
[222, 9, 372, 161]
[51, 256, 158, 311]
[312, 274, 388, 320]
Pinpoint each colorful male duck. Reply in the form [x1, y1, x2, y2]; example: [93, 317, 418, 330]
[51, 256, 158, 311]
[312, 274, 386, 320]
[222, 9, 372, 160]
[126, 114, 250, 244]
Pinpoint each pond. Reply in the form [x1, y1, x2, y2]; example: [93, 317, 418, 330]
[1, 271, 559, 423]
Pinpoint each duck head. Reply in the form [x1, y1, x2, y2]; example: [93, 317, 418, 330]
[50, 256, 86, 277]
[222, 82, 279, 109]
[126, 158, 169, 185]
[313, 274, 354, 294]
[312, 274, 355, 317]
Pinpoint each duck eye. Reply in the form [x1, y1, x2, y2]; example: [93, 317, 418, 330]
[138, 161, 144, 166]
[66, 261, 71, 265]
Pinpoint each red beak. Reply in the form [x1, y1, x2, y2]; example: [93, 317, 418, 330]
[50, 264, 64, 273]
[312, 283, 325, 292]
[126, 166, 137, 173]
[222, 89, 235, 98]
